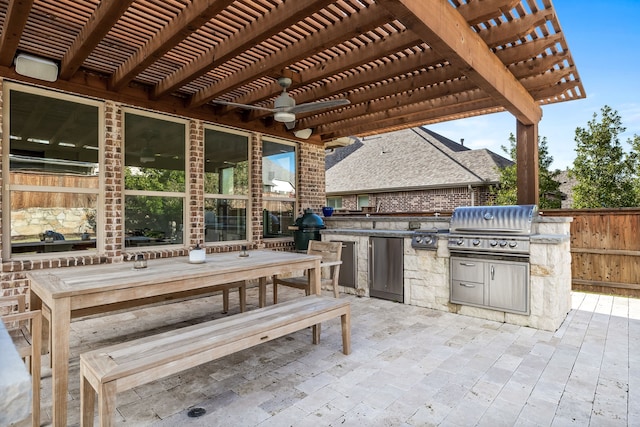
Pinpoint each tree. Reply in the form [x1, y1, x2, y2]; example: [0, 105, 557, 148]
[492, 133, 562, 208]
[571, 105, 639, 208]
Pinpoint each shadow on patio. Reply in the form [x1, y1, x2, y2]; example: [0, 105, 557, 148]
[38, 287, 639, 427]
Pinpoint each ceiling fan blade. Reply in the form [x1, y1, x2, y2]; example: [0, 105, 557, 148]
[289, 98, 350, 114]
[211, 99, 276, 113]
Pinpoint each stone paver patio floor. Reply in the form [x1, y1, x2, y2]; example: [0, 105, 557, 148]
[36, 287, 640, 426]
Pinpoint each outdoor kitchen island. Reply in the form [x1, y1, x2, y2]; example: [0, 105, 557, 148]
[321, 211, 572, 332]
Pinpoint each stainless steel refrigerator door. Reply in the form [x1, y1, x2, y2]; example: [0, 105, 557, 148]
[369, 237, 403, 302]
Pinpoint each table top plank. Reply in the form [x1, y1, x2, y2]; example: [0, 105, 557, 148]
[27, 250, 320, 299]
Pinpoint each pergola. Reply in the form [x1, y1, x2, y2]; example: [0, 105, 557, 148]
[0, 0, 584, 205]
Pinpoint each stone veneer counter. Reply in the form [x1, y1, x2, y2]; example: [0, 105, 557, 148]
[321, 215, 572, 331]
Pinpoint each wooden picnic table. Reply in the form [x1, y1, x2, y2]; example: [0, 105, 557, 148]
[27, 249, 321, 426]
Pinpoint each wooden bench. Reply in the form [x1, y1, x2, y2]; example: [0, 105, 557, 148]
[79, 295, 351, 426]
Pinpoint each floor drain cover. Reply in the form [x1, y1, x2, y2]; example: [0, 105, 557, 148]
[187, 407, 206, 418]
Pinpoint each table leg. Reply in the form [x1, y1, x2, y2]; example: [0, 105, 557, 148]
[310, 260, 321, 295]
[50, 297, 71, 426]
[311, 259, 322, 343]
[29, 292, 47, 354]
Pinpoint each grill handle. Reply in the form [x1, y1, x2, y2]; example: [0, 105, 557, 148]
[460, 262, 475, 267]
[459, 283, 476, 288]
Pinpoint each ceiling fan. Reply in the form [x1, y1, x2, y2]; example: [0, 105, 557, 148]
[211, 77, 350, 130]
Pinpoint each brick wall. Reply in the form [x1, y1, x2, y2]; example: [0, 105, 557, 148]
[339, 186, 496, 212]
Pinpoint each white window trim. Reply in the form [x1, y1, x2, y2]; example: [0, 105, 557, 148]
[2, 82, 104, 260]
[122, 108, 189, 251]
[261, 136, 298, 240]
[203, 125, 251, 244]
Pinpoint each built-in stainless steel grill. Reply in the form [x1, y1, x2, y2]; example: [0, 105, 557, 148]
[448, 205, 538, 256]
[448, 205, 538, 315]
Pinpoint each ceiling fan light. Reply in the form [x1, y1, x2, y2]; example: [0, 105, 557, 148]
[293, 128, 313, 139]
[140, 146, 155, 163]
[274, 111, 295, 123]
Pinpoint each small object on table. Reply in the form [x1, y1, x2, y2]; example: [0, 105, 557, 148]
[133, 254, 147, 269]
[189, 243, 206, 263]
[239, 245, 249, 257]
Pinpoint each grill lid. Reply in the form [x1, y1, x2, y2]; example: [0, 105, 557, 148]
[449, 205, 538, 235]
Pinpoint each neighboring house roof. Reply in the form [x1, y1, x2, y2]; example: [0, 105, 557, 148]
[325, 127, 512, 194]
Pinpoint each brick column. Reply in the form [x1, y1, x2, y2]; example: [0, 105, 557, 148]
[103, 101, 123, 262]
[298, 142, 326, 213]
[250, 133, 264, 248]
[189, 120, 205, 247]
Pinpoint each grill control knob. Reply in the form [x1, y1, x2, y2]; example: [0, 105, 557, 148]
[456, 238, 464, 246]
[472, 239, 481, 246]
[424, 236, 433, 244]
[508, 241, 518, 248]
[499, 240, 508, 247]
[490, 240, 498, 247]
[415, 237, 422, 243]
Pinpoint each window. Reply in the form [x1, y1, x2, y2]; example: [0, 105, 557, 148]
[204, 128, 249, 243]
[262, 139, 296, 237]
[123, 111, 186, 248]
[357, 195, 369, 210]
[326, 197, 342, 209]
[4, 85, 101, 257]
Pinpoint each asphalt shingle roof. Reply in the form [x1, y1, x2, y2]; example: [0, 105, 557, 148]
[325, 127, 512, 194]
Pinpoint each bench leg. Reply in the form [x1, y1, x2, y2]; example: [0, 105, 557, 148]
[312, 324, 321, 344]
[222, 289, 229, 313]
[80, 365, 95, 427]
[97, 381, 117, 427]
[341, 310, 352, 355]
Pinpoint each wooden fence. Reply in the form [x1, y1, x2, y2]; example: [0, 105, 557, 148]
[541, 208, 640, 297]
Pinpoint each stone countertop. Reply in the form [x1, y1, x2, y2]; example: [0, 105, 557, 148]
[531, 234, 570, 244]
[322, 228, 568, 244]
[321, 228, 418, 238]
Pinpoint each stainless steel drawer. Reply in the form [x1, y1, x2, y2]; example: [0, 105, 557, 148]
[451, 280, 484, 306]
[451, 257, 484, 283]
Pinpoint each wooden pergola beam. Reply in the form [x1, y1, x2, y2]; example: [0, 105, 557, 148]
[457, 0, 520, 26]
[0, 0, 35, 66]
[188, 3, 392, 107]
[224, 30, 423, 114]
[481, 9, 553, 48]
[59, 0, 135, 80]
[302, 68, 468, 129]
[109, 0, 236, 91]
[378, 0, 542, 125]
[320, 96, 501, 140]
[307, 60, 567, 133]
[152, 0, 335, 99]
[516, 121, 539, 205]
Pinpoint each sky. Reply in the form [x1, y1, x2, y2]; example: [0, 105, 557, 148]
[428, 0, 640, 171]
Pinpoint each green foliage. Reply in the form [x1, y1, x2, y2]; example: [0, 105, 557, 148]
[124, 167, 186, 236]
[492, 134, 562, 209]
[571, 106, 639, 208]
[124, 167, 185, 192]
